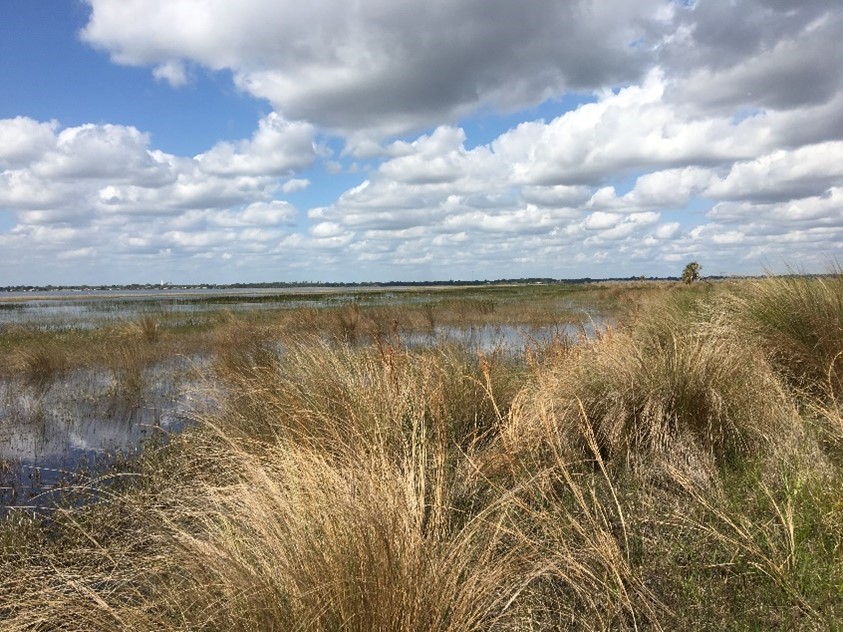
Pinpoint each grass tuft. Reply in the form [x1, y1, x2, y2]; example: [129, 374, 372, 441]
[497, 298, 797, 474]
[728, 270, 843, 398]
[13, 344, 70, 387]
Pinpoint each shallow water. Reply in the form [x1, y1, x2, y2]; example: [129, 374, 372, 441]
[0, 321, 599, 514]
[400, 320, 603, 352]
[0, 356, 203, 515]
[0, 288, 389, 330]
[0, 289, 607, 514]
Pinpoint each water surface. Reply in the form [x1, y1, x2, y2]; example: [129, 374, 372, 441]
[0, 357, 201, 514]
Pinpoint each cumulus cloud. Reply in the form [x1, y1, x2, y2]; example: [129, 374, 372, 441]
[80, 0, 672, 137]
[520, 185, 592, 208]
[0, 115, 312, 282]
[152, 60, 190, 87]
[234, 201, 297, 226]
[196, 112, 316, 176]
[32, 124, 173, 185]
[708, 188, 843, 227]
[0, 117, 58, 168]
[282, 178, 310, 193]
[584, 168, 716, 212]
[502, 73, 790, 186]
[705, 142, 843, 202]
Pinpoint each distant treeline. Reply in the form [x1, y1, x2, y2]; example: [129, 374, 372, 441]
[0, 275, 743, 294]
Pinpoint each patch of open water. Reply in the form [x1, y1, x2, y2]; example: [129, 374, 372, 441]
[0, 356, 205, 515]
[400, 320, 604, 351]
[0, 288, 392, 330]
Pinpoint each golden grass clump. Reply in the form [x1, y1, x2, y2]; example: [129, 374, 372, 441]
[726, 271, 843, 398]
[12, 344, 70, 387]
[494, 299, 798, 478]
[135, 435, 532, 631]
[116, 312, 163, 343]
[209, 333, 522, 458]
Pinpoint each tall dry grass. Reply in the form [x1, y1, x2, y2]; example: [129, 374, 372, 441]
[11, 344, 70, 387]
[2, 277, 843, 630]
[493, 296, 798, 479]
[727, 271, 843, 398]
[209, 332, 522, 456]
[135, 433, 535, 631]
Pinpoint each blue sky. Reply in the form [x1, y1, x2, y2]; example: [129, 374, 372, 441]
[0, 2, 268, 156]
[1, 0, 842, 285]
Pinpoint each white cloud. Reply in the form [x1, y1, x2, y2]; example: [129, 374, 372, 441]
[57, 247, 97, 260]
[624, 167, 716, 208]
[0, 169, 77, 209]
[152, 60, 189, 86]
[504, 72, 782, 186]
[309, 221, 345, 238]
[32, 124, 173, 185]
[520, 185, 592, 208]
[653, 222, 680, 239]
[236, 201, 297, 226]
[585, 212, 660, 241]
[0, 117, 57, 168]
[81, 0, 671, 137]
[584, 211, 621, 230]
[282, 178, 310, 193]
[711, 230, 745, 245]
[244, 201, 295, 224]
[196, 112, 316, 176]
[708, 188, 843, 227]
[378, 127, 469, 185]
[705, 142, 843, 201]
[583, 168, 716, 213]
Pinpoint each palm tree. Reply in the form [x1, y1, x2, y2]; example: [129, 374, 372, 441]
[682, 261, 701, 284]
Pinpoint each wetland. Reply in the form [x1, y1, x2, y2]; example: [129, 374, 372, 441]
[0, 283, 604, 514]
[2, 277, 842, 630]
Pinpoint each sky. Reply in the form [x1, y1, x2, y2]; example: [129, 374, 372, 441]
[1, 0, 842, 285]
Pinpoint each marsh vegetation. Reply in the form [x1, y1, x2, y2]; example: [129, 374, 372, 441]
[1, 278, 842, 629]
